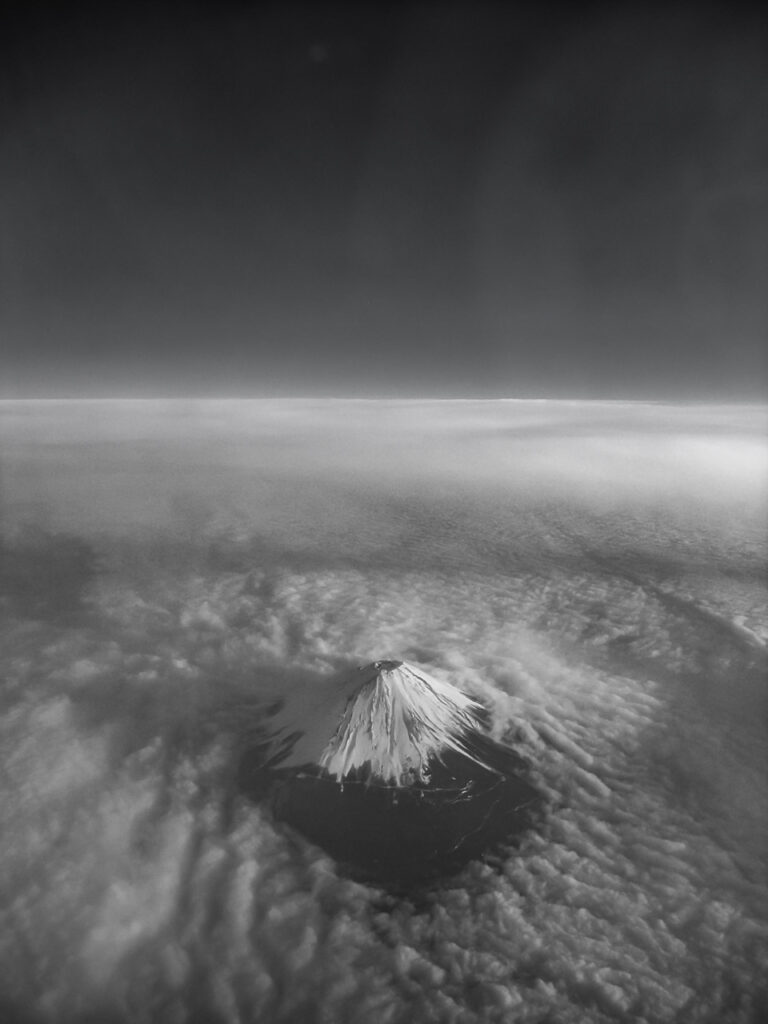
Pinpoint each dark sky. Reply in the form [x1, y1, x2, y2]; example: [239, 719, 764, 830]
[1, 1, 767, 398]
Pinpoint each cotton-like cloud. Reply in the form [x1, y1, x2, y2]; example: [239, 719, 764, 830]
[0, 399, 766, 1022]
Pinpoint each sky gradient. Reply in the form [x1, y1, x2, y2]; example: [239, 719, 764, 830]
[2, 1, 767, 398]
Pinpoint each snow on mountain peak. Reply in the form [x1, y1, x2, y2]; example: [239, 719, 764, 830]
[320, 660, 487, 784]
[265, 660, 491, 785]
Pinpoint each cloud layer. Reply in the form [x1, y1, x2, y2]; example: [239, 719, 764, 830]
[1, 399, 766, 1022]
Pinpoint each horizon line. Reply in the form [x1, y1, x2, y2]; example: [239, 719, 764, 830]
[1, 395, 766, 406]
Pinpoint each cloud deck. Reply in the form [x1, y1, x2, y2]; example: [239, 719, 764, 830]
[0, 399, 766, 1022]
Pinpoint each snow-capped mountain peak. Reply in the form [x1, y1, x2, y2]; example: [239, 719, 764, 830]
[264, 659, 492, 784]
[319, 660, 486, 783]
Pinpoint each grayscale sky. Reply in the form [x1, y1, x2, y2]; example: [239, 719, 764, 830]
[1, 1, 766, 398]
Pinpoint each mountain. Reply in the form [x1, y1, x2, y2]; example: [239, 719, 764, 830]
[238, 660, 543, 887]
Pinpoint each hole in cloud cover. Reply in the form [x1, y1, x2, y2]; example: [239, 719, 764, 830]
[0, 399, 766, 1023]
[236, 659, 545, 889]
